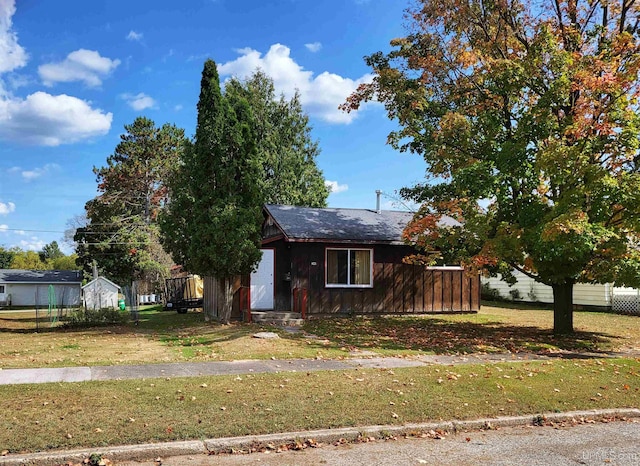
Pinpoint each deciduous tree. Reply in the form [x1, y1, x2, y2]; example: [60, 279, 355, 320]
[345, 0, 640, 333]
[0, 247, 14, 269]
[76, 117, 185, 286]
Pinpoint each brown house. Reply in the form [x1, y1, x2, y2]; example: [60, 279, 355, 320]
[229, 204, 480, 320]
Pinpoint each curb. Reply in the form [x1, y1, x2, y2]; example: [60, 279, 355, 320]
[2, 408, 639, 465]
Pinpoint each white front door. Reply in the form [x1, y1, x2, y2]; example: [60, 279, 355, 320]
[251, 249, 274, 310]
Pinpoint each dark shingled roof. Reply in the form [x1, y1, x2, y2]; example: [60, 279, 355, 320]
[265, 204, 458, 244]
[0, 269, 82, 283]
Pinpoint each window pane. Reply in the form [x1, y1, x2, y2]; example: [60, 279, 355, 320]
[350, 250, 371, 285]
[327, 249, 348, 284]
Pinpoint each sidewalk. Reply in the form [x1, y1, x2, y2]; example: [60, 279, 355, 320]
[0, 350, 617, 385]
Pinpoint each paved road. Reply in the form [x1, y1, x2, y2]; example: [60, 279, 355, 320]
[121, 421, 640, 466]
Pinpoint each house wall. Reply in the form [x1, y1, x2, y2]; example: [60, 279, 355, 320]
[4, 283, 81, 307]
[482, 272, 611, 308]
[83, 280, 119, 310]
[287, 242, 479, 315]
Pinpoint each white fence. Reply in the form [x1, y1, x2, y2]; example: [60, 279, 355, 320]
[611, 287, 640, 315]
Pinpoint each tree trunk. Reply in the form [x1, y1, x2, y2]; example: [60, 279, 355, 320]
[552, 281, 574, 334]
[220, 277, 234, 324]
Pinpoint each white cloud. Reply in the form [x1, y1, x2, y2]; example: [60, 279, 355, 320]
[121, 92, 156, 111]
[126, 30, 143, 42]
[174, 104, 183, 111]
[218, 44, 374, 124]
[325, 180, 349, 194]
[20, 237, 46, 251]
[0, 0, 28, 74]
[0, 201, 15, 214]
[304, 42, 322, 53]
[19, 163, 60, 181]
[0, 91, 113, 145]
[0, 4, 112, 145]
[38, 49, 120, 87]
[0, 224, 8, 232]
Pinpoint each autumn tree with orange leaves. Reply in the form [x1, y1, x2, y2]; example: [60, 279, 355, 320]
[344, 0, 640, 334]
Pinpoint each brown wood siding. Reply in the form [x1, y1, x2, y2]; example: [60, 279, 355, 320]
[286, 243, 479, 316]
[262, 215, 283, 239]
[202, 275, 245, 321]
[202, 276, 218, 320]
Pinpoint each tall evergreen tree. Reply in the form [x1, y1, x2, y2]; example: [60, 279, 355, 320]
[160, 60, 263, 323]
[225, 71, 329, 207]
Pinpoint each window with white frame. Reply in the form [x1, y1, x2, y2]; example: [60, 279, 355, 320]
[325, 248, 373, 287]
[0, 285, 4, 294]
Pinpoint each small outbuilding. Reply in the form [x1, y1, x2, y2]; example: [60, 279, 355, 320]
[82, 276, 121, 310]
[0, 269, 82, 308]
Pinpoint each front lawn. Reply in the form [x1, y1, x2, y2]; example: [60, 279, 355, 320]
[1, 358, 639, 453]
[0, 304, 638, 369]
[304, 304, 640, 355]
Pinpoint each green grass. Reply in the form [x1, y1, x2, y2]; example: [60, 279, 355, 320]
[1, 358, 639, 453]
[1, 304, 639, 369]
[304, 304, 640, 355]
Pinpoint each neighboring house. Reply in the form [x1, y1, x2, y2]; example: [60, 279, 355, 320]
[0, 269, 82, 308]
[481, 271, 639, 313]
[203, 204, 480, 320]
[82, 276, 121, 310]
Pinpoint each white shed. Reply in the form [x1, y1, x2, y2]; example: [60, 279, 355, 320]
[82, 277, 121, 310]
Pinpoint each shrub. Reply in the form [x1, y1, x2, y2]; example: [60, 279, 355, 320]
[65, 307, 128, 327]
[508, 288, 522, 301]
[481, 282, 503, 301]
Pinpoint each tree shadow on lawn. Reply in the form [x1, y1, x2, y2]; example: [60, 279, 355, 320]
[0, 311, 253, 340]
[302, 316, 618, 355]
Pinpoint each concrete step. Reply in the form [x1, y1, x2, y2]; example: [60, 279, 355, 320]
[251, 311, 304, 326]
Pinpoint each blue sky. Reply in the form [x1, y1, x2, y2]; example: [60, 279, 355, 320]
[0, 0, 426, 253]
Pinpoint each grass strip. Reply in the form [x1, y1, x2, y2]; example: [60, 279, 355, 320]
[1, 358, 639, 454]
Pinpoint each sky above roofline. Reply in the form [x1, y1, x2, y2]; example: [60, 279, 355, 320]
[0, 0, 426, 253]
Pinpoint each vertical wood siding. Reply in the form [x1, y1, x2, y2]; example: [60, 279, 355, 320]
[202, 275, 247, 320]
[284, 243, 479, 316]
